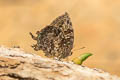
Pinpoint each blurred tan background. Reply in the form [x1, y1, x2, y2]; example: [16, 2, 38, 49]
[0, 0, 120, 76]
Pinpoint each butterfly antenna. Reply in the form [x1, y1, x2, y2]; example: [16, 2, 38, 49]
[29, 32, 37, 40]
[72, 47, 86, 51]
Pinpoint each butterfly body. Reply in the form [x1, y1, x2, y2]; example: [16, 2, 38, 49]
[30, 12, 74, 60]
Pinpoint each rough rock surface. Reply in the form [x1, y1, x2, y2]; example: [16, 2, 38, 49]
[0, 46, 119, 80]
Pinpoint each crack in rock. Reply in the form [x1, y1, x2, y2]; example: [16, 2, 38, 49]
[0, 73, 38, 80]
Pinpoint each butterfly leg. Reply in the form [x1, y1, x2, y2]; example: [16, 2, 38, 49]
[53, 57, 62, 61]
[29, 32, 37, 40]
[31, 44, 41, 51]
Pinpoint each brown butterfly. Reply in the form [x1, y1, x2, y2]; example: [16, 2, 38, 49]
[30, 12, 74, 60]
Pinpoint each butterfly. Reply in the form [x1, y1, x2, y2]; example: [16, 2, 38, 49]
[30, 12, 74, 60]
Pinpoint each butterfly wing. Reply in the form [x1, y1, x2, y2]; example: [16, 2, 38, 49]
[49, 12, 74, 59]
[30, 12, 74, 60]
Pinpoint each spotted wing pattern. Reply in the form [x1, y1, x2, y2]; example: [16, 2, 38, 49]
[30, 12, 74, 60]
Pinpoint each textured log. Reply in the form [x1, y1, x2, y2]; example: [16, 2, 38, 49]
[0, 46, 119, 80]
